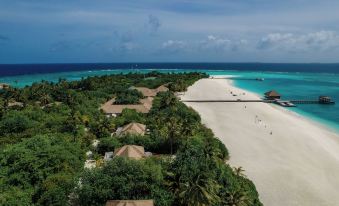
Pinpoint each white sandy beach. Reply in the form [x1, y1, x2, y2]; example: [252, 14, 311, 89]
[181, 76, 339, 206]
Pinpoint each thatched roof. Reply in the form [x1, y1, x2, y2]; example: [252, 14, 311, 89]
[101, 98, 152, 115]
[119, 123, 146, 136]
[132, 85, 168, 97]
[106, 200, 154, 206]
[134, 87, 157, 97]
[139, 97, 153, 110]
[155, 85, 169, 93]
[113, 145, 145, 160]
[0, 83, 10, 89]
[8, 101, 24, 107]
[101, 85, 168, 115]
[264, 90, 280, 97]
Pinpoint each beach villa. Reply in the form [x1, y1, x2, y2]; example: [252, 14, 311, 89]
[101, 98, 152, 117]
[113, 145, 147, 160]
[264, 90, 281, 100]
[101, 85, 168, 117]
[116, 122, 146, 136]
[131, 85, 169, 97]
[0, 83, 10, 89]
[105, 200, 154, 206]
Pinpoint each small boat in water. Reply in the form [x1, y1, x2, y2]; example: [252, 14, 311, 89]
[275, 100, 296, 107]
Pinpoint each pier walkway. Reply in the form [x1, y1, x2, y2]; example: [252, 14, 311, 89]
[182, 99, 335, 105]
[182, 99, 271, 103]
[210, 77, 264, 81]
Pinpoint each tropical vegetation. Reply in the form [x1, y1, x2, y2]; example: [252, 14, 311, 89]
[0, 72, 262, 206]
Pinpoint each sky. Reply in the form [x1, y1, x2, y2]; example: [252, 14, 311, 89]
[1, 0, 339, 63]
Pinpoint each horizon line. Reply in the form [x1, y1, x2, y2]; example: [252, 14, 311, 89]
[1, 62, 339, 65]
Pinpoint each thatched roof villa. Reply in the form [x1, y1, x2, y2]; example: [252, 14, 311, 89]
[106, 200, 154, 206]
[113, 145, 146, 160]
[101, 98, 152, 117]
[130, 85, 169, 97]
[132, 87, 157, 97]
[155, 85, 169, 93]
[0, 83, 10, 89]
[116, 123, 146, 136]
[101, 85, 168, 117]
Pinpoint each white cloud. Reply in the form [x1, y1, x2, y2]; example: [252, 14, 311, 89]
[257, 31, 339, 51]
[120, 42, 138, 51]
[200, 35, 247, 52]
[161, 40, 186, 53]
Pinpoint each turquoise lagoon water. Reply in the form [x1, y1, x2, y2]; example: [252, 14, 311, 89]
[230, 71, 339, 132]
[0, 69, 338, 132]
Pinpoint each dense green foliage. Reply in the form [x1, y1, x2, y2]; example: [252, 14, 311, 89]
[0, 135, 84, 205]
[0, 72, 262, 206]
[73, 158, 173, 206]
[114, 89, 143, 105]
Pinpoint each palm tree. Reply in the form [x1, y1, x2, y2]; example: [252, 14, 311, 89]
[39, 93, 52, 106]
[166, 116, 181, 155]
[159, 92, 177, 109]
[233, 166, 246, 177]
[178, 173, 221, 206]
[164, 171, 181, 195]
[224, 189, 250, 206]
[2, 93, 10, 111]
[0, 98, 5, 119]
[204, 138, 221, 160]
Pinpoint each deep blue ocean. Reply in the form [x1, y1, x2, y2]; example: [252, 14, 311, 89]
[0, 63, 339, 132]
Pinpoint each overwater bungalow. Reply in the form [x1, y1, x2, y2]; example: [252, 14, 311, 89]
[264, 90, 281, 100]
[319, 96, 334, 104]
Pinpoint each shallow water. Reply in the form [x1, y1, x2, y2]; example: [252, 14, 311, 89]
[230, 71, 339, 132]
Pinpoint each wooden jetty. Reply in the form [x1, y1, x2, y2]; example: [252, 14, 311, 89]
[182, 99, 273, 103]
[210, 77, 264, 81]
[182, 98, 335, 105]
[182, 91, 335, 106]
[290, 100, 335, 104]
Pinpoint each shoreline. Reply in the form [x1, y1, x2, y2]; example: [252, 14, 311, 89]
[229, 76, 339, 135]
[181, 77, 339, 206]
[231, 77, 339, 136]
